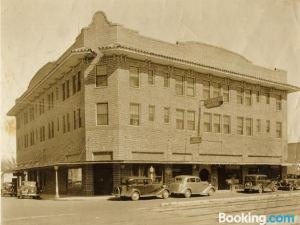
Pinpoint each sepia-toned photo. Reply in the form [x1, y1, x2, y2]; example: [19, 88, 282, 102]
[1, 1, 300, 224]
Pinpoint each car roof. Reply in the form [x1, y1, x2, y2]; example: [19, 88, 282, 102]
[125, 176, 151, 180]
[245, 174, 267, 177]
[175, 175, 199, 178]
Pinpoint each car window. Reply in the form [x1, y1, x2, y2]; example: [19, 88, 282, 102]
[187, 178, 196, 182]
[137, 179, 144, 185]
[195, 178, 201, 182]
[144, 179, 152, 185]
[175, 177, 183, 182]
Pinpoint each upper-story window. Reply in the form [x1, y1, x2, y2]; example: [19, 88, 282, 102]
[129, 67, 139, 88]
[212, 83, 221, 98]
[96, 65, 107, 87]
[213, 114, 221, 133]
[203, 81, 210, 100]
[73, 110, 77, 129]
[256, 119, 261, 133]
[236, 87, 243, 104]
[175, 75, 184, 96]
[148, 70, 154, 85]
[77, 71, 81, 91]
[72, 75, 77, 94]
[78, 108, 82, 128]
[203, 112, 212, 132]
[186, 77, 195, 97]
[276, 95, 282, 110]
[66, 80, 70, 98]
[163, 72, 170, 88]
[62, 83, 66, 100]
[67, 113, 70, 132]
[130, 103, 140, 125]
[164, 107, 170, 123]
[223, 115, 231, 134]
[237, 117, 244, 135]
[245, 118, 253, 136]
[222, 85, 229, 102]
[245, 90, 252, 106]
[256, 91, 260, 103]
[276, 122, 282, 138]
[176, 109, 184, 129]
[266, 120, 271, 133]
[266, 93, 270, 104]
[97, 103, 108, 125]
[148, 105, 155, 121]
[29, 107, 34, 121]
[187, 111, 195, 130]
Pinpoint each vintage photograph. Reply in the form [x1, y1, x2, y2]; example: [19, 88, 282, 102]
[1, 0, 300, 225]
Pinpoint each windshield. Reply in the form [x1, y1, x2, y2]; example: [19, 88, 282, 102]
[175, 177, 183, 182]
[245, 176, 256, 181]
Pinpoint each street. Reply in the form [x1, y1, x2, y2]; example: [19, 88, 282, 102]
[2, 191, 300, 225]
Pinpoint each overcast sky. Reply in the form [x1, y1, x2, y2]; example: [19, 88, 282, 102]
[1, 0, 300, 159]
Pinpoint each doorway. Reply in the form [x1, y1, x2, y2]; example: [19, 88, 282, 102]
[199, 169, 209, 181]
[93, 165, 113, 195]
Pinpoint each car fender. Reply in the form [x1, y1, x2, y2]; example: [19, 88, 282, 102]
[202, 185, 215, 194]
[156, 187, 169, 195]
[129, 189, 141, 196]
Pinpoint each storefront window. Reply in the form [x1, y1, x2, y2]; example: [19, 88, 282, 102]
[68, 168, 82, 190]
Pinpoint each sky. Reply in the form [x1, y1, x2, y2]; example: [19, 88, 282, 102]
[1, 0, 300, 159]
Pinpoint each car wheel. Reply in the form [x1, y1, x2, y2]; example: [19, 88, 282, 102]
[161, 190, 169, 199]
[208, 188, 215, 196]
[184, 190, 192, 198]
[289, 185, 294, 191]
[131, 192, 140, 201]
[272, 186, 278, 192]
[258, 186, 263, 194]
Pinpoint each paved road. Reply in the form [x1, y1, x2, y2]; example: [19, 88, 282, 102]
[2, 191, 300, 225]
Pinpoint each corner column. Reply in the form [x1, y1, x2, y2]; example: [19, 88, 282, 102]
[54, 166, 59, 198]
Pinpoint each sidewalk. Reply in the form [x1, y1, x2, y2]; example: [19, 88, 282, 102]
[40, 194, 112, 201]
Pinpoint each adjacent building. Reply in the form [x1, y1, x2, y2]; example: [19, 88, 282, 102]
[7, 12, 300, 195]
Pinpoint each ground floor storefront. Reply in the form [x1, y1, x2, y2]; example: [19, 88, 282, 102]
[16, 163, 284, 196]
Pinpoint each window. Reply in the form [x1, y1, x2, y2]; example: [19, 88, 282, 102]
[187, 111, 195, 130]
[96, 65, 107, 87]
[63, 115, 66, 133]
[175, 75, 184, 95]
[276, 95, 282, 110]
[176, 109, 184, 129]
[77, 71, 81, 91]
[40, 126, 45, 142]
[78, 108, 82, 128]
[266, 120, 270, 133]
[245, 90, 252, 106]
[56, 87, 59, 100]
[256, 91, 260, 103]
[130, 103, 140, 125]
[47, 94, 51, 110]
[68, 168, 82, 191]
[186, 77, 195, 96]
[212, 83, 221, 98]
[72, 75, 77, 94]
[129, 67, 139, 88]
[29, 107, 34, 121]
[266, 93, 270, 104]
[163, 72, 170, 87]
[256, 119, 261, 133]
[148, 105, 155, 121]
[48, 122, 51, 139]
[66, 80, 70, 98]
[222, 85, 229, 102]
[57, 118, 59, 131]
[276, 122, 282, 138]
[203, 113, 212, 132]
[213, 114, 221, 133]
[245, 118, 252, 136]
[62, 83, 66, 100]
[237, 87, 243, 104]
[51, 92, 54, 108]
[97, 103, 108, 125]
[223, 115, 231, 134]
[67, 113, 70, 132]
[203, 81, 210, 100]
[148, 70, 154, 85]
[164, 107, 170, 123]
[73, 111, 77, 129]
[237, 117, 244, 135]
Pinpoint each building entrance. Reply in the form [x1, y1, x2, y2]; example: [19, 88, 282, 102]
[93, 165, 113, 195]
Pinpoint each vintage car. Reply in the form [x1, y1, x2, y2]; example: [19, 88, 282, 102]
[112, 176, 169, 201]
[244, 174, 277, 193]
[1, 182, 17, 197]
[168, 175, 216, 198]
[277, 174, 300, 191]
[17, 181, 41, 199]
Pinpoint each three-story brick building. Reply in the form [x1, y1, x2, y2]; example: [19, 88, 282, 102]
[8, 12, 300, 195]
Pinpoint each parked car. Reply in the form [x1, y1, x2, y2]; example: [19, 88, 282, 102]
[244, 174, 277, 193]
[168, 175, 216, 198]
[1, 182, 17, 197]
[112, 176, 169, 201]
[277, 174, 300, 191]
[17, 181, 41, 199]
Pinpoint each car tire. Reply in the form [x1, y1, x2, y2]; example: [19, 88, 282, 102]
[289, 185, 294, 191]
[208, 188, 215, 196]
[258, 186, 263, 194]
[184, 189, 192, 198]
[131, 192, 140, 201]
[272, 186, 278, 192]
[161, 190, 169, 199]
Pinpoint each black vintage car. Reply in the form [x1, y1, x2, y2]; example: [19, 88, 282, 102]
[112, 176, 169, 201]
[17, 181, 41, 199]
[244, 174, 278, 193]
[278, 174, 300, 191]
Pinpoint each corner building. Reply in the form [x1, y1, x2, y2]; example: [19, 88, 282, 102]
[8, 12, 300, 195]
